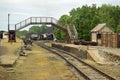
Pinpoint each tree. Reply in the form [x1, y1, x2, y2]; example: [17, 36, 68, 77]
[29, 26, 41, 34]
[54, 14, 70, 40]
[16, 30, 28, 38]
[58, 14, 70, 26]
[55, 4, 120, 41]
[16, 25, 49, 38]
[117, 24, 120, 33]
[29, 25, 49, 34]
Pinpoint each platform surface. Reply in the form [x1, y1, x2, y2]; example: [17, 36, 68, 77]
[0, 55, 18, 66]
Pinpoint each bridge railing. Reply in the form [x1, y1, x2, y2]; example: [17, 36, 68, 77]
[15, 17, 58, 30]
[15, 17, 31, 30]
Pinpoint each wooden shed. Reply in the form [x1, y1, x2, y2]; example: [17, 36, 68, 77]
[91, 23, 114, 45]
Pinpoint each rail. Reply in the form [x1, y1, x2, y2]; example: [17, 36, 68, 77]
[35, 41, 116, 80]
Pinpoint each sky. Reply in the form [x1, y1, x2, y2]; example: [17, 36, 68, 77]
[0, 0, 120, 31]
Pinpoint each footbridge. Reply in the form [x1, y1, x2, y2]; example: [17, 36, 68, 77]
[15, 17, 66, 31]
[15, 17, 78, 42]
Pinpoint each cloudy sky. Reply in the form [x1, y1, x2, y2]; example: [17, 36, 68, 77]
[0, 0, 120, 31]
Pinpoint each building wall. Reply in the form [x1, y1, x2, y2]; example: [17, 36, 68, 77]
[3, 32, 8, 39]
[91, 33, 97, 42]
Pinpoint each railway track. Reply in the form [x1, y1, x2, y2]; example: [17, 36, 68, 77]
[35, 41, 116, 80]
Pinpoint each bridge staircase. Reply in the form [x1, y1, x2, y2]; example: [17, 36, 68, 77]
[67, 26, 78, 42]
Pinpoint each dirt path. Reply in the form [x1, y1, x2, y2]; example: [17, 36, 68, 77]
[7, 44, 78, 80]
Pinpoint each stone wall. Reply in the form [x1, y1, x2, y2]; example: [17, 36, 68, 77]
[99, 50, 120, 64]
[52, 43, 88, 59]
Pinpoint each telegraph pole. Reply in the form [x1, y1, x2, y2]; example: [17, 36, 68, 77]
[8, 14, 10, 42]
[8, 14, 10, 31]
[8, 14, 16, 42]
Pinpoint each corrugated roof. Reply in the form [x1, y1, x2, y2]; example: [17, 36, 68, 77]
[91, 23, 107, 32]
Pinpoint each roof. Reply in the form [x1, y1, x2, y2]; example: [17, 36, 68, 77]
[91, 23, 114, 32]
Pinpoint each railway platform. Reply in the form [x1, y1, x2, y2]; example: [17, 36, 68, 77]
[52, 42, 120, 64]
[51, 42, 120, 80]
[0, 38, 22, 66]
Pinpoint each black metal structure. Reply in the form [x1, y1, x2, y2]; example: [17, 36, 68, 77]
[8, 30, 16, 42]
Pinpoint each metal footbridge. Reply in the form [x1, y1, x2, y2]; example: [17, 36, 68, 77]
[15, 17, 66, 31]
[15, 17, 78, 41]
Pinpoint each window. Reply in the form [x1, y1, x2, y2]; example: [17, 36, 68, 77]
[97, 34, 101, 39]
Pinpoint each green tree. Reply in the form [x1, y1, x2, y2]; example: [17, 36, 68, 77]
[55, 4, 120, 41]
[58, 14, 70, 26]
[117, 24, 120, 32]
[16, 30, 28, 38]
[29, 25, 48, 34]
[54, 14, 70, 40]
[40, 25, 48, 33]
[29, 26, 41, 34]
